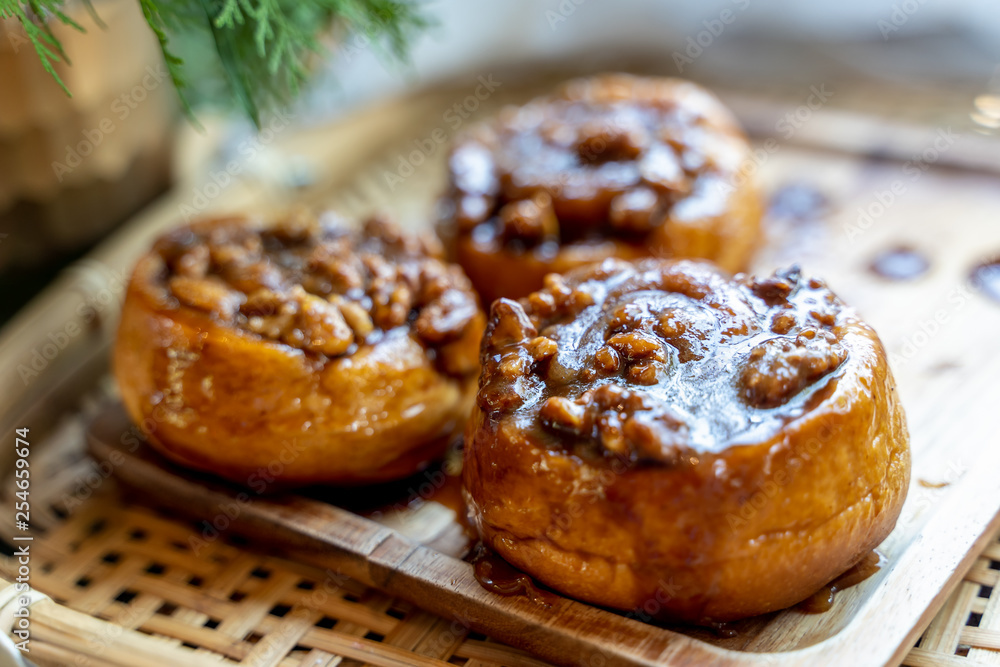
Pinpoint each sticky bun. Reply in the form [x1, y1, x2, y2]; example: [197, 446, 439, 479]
[463, 258, 910, 623]
[438, 74, 762, 304]
[115, 213, 485, 485]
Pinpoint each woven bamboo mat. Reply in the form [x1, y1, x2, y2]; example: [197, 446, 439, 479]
[0, 387, 998, 667]
[3, 70, 1000, 666]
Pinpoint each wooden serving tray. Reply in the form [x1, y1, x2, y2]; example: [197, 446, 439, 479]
[62, 74, 1000, 665]
[89, 383, 1000, 667]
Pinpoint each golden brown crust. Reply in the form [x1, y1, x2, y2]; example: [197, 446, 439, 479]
[115, 213, 485, 485]
[439, 74, 763, 304]
[463, 259, 910, 623]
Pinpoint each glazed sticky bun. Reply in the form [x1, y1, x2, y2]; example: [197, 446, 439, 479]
[115, 212, 485, 485]
[438, 73, 762, 304]
[463, 258, 910, 623]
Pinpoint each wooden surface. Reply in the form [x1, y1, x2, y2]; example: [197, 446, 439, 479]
[1, 72, 1000, 665]
[0, 400, 997, 667]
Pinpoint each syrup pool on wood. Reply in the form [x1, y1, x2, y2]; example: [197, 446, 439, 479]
[763, 183, 831, 261]
[798, 551, 885, 614]
[767, 183, 829, 221]
[971, 259, 1000, 303]
[869, 247, 930, 281]
[470, 544, 559, 608]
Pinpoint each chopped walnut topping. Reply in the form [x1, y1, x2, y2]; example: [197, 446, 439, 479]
[594, 346, 621, 373]
[158, 214, 481, 374]
[475, 259, 857, 463]
[606, 331, 666, 362]
[627, 361, 659, 385]
[621, 411, 688, 463]
[499, 192, 559, 245]
[484, 298, 538, 350]
[442, 74, 745, 253]
[741, 329, 847, 408]
[657, 308, 714, 363]
[330, 295, 374, 341]
[416, 289, 478, 344]
[539, 396, 588, 435]
[309, 247, 364, 293]
[527, 290, 558, 319]
[169, 276, 244, 320]
[749, 266, 801, 305]
[295, 289, 354, 356]
[770, 312, 796, 334]
[538, 384, 689, 463]
[521, 273, 596, 327]
[525, 336, 558, 362]
[609, 187, 662, 233]
[576, 120, 648, 163]
[174, 244, 209, 278]
[809, 309, 838, 327]
[608, 302, 652, 335]
[476, 349, 539, 413]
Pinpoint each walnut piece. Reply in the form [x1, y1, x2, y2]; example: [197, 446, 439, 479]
[741, 330, 847, 408]
[538, 384, 690, 464]
[169, 276, 244, 320]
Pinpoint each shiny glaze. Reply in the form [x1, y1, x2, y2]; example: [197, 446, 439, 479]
[464, 258, 910, 624]
[439, 74, 761, 302]
[476, 259, 850, 460]
[115, 215, 486, 485]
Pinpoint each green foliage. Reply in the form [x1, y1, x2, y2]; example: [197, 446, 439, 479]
[2, 0, 428, 126]
[0, 0, 87, 94]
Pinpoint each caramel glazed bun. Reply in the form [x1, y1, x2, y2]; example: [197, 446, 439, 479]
[438, 73, 762, 304]
[464, 259, 910, 623]
[115, 213, 486, 485]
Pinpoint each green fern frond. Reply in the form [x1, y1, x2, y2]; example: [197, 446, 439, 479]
[1, 0, 429, 127]
[0, 0, 86, 94]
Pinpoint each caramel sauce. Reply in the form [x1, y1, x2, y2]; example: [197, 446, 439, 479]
[918, 479, 950, 489]
[798, 551, 884, 614]
[708, 622, 739, 638]
[422, 464, 478, 542]
[767, 183, 829, 222]
[471, 545, 558, 608]
[763, 184, 830, 262]
[477, 261, 851, 462]
[869, 246, 930, 281]
[971, 260, 1000, 303]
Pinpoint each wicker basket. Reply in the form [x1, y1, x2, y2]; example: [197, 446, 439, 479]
[2, 69, 1000, 667]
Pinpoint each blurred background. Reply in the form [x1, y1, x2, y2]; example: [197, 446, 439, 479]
[2, 0, 999, 324]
